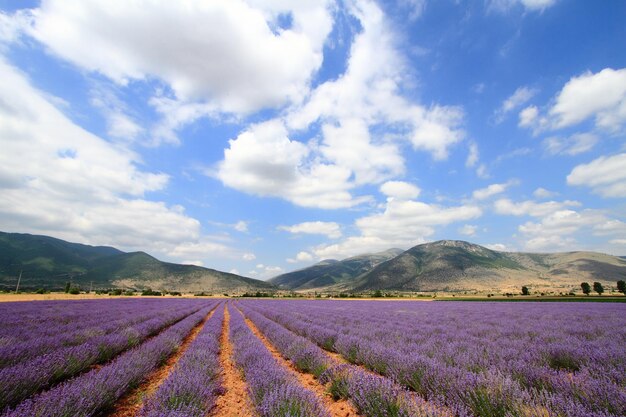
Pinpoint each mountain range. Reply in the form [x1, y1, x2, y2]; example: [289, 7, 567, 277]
[271, 240, 626, 293]
[0, 231, 272, 293]
[3, 231, 625, 294]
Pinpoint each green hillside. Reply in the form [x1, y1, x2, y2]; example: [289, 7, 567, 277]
[0, 231, 273, 293]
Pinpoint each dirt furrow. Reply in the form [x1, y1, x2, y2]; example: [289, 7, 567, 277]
[106, 306, 217, 417]
[211, 304, 256, 417]
[240, 308, 358, 417]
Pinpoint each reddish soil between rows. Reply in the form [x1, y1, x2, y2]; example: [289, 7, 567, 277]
[239, 306, 358, 417]
[105, 307, 216, 417]
[211, 304, 256, 417]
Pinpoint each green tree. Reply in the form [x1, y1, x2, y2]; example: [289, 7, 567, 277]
[521, 286, 530, 296]
[593, 282, 604, 296]
[64, 281, 71, 293]
[581, 282, 591, 296]
[617, 280, 626, 295]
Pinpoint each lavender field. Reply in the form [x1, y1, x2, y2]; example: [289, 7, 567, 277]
[0, 298, 624, 417]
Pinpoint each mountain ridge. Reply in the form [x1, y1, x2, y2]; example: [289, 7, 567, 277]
[269, 248, 404, 290]
[0, 231, 273, 293]
[278, 240, 626, 293]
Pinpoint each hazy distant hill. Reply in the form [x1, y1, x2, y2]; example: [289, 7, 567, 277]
[269, 248, 404, 290]
[0, 231, 273, 293]
[348, 240, 626, 293]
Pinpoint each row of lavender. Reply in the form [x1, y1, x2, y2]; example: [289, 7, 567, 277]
[237, 302, 451, 417]
[0, 299, 217, 415]
[228, 304, 330, 417]
[0, 299, 197, 367]
[242, 300, 626, 417]
[139, 302, 225, 417]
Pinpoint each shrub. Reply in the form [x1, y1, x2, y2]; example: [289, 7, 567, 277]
[68, 287, 80, 295]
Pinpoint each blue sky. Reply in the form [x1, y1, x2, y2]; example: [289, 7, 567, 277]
[1, 0, 625, 280]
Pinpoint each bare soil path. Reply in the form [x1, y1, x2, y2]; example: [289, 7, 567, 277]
[211, 303, 256, 417]
[106, 306, 217, 417]
[239, 306, 358, 417]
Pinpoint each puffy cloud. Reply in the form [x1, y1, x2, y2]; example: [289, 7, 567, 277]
[249, 264, 284, 279]
[287, 0, 464, 160]
[26, 0, 334, 114]
[278, 221, 342, 239]
[458, 224, 478, 236]
[234, 221, 249, 233]
[313, 199, 481, 259]
[356, 200, 482, 240]
[216, 120, 365, 209]
[517, 209, 609, 251]
[522, 68, 626, 134]
[242, 253, 256, 261]
[215, 1, 464, 208]
[320, 119, 404, 185]
[495, 86, 538, 123]
[518, 105, 539, 128]
[495, 197, 625, 252]
[287, 251, 314, 263]
[168, 240, 236, 260]
[533, 187, 557, 199]
[543, 132, 598, 156]
[379, 181, 421, 200]
[0, 58, 237, 264]
[567, 153, 626, 198]
[494, 198, 580, 217]
[472, 181, 516, 200]
[550, 68, 626, 131]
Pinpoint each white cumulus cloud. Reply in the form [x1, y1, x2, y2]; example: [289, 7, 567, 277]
[313, 198, 482, 259]
[278, 221, 342, 239]
[379, 181, 421, 200]
[472, 181, 516, 201]
[26, 0, 334, 115]
[495, 86, 538, 123]
[550, 68, 626, 131]
[567, 153, 626, 198]
[543, 132, 598, 156]
[0, 58, 238, 265]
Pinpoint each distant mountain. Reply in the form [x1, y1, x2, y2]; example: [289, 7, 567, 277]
[348, 240, 626, 293]
[269, 248, 404, 290]
[0, 231, 273, 293]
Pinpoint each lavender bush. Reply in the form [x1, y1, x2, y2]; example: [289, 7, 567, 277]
[0, 300, 206, 411]
[228, 304, 329, 417]
[139, 303, 225, 417]
[1, 301, 217, 417]
[242, 299, 626, 417]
